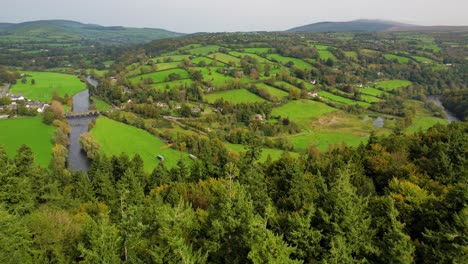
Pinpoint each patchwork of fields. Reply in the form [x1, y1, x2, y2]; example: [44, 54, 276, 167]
[2, 35, 455, 169]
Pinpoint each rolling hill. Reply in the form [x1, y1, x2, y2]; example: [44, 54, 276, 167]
[0, 20, 184, 45]
[288, 19, 468, 33]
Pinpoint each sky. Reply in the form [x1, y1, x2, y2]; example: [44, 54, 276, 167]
[2, 0, 467, 33]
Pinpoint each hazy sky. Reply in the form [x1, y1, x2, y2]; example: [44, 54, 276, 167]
[2, 0, 467, 33]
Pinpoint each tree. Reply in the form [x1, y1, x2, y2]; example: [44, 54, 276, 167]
[80, 132, 101, 159]
[316, 167, 377, 262]
[49, 100, 65, 120]
[78, 215, 122, 264]
[369, 196, 415, 263]
[146, 199, 207, 263]
[288, 88, 300, 100]
[0, 209, 33, 264]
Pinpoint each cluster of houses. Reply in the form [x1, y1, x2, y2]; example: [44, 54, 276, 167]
[0, 93, 50, 113]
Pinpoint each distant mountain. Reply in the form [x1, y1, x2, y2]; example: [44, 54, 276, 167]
[287, 19, 468, 33]
[0, 20, 184, 45]
[287, 19, 405, 32]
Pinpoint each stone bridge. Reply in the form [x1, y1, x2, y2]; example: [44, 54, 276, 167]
[65, 110, 108, 118]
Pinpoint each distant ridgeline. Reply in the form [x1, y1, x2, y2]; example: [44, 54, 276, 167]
[0, 20, 184, 45]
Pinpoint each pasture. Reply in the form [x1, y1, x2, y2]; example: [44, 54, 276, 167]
[130, 69, 190, 84]
[152, 55, 192, 63]
[91, 117, 188, 171]
[412, 56, 435, 63]
[319, 90, 371, 108]
[0, 117, 55, 167]
[290, 131, 368, 152]
[244, 47, 272, 54]
[318, 50, 336, 61]
[376, 80, 412, 91]
[255, 83, 289, 100]
[384, 54, 410, 64]
[187, 45, 223, 55]
[10, 71, 86, 102]
[195, 67, 235, 86]
[91, 97, 112, 110]
[149, 79, 194, 91]
[266, 54, 313, 70]
[271, 100, 337, 126]
[207, 53, 242, 66]
[204, 89, 266, 104]
[360, 87, 387, 97]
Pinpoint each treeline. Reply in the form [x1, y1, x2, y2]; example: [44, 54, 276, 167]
[0, 122, 466, 263]
[441, 90, 468, 120]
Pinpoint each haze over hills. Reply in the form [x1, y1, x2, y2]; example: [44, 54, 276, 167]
[0, 20, 184, 45]
[288, 19, 468, 33]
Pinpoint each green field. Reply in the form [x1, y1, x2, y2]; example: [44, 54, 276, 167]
[412, 56, 435, 63]
[404, 100, 449, 133]
[130, 69, 190, 84]
[290, 132, 368, 152]
[196, 67, 236, 86]
[187, 45, 223, 55]
[207, 53, 242, 66]
[204, 89, 266, 104]
[229, 51, 272, 64]
[91, 117, 188, 171]
[406, 117, 448, 133]
[267, 54, 313, 70]
[271, 100, 337, 126]
[91, 97, 112, 110]
[10, 71, 86, 102]
[360, 87, 387, 97]
[191, 57, 223, 66]
[255, 83, 289, 100]
[244, 47, 272, 54]
[152, 55, 192, 63]
[318, 50, 336, 61]
[384, 54, 410, 64]
[376, 80, 412, 91]
[319, 90, 371, 108]
[153, 62, 181, 71]
[0, 117, 55, 167]
[274, 81, 301, 92]
[359, 94, 381, 103]
[226, 143, 299, 162]
[149, 79, 194, 91]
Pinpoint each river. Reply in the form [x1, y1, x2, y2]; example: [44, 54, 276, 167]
[66, 77, 98, 172]
[426, 95, 460, 123]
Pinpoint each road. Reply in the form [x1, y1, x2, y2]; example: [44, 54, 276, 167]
[1, 83, 11, 97]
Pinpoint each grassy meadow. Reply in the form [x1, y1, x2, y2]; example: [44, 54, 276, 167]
[0, 117, 55, 167]
[376, 80, 412, 91]
[271, 100, 337, 126]
[10, 71, 86, 102]
[91, 117, 189, 171]
[204, 89, 266, 104]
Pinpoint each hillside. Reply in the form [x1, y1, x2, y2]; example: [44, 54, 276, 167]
[288, 19, 468, 32]
[288, 19, 406, 32]
[0, 20, 183, 45]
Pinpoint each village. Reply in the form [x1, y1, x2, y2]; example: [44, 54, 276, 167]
[0, 82, 50, 117]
